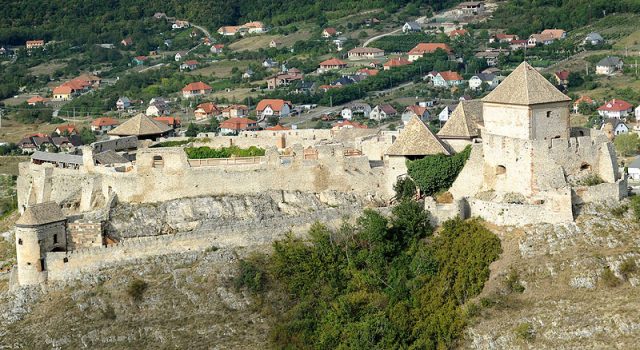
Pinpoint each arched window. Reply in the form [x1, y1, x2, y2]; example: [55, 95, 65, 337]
[496, 165, 506, 175]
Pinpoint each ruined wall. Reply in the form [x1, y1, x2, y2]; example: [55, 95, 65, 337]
[424, 197, 465, 225]
[572, 181, 627, 206]
[449, 144, 484, 199]
[481, 133, 534, 197]
[67, 221, 103, 250]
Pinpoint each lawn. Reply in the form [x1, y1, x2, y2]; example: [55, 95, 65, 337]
[188, 60, 259, 77]
[0, 118, 91, 144]
[0, 156, 28, 176]
[228, 30, 313, 51]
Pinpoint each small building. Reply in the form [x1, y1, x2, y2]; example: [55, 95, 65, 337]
[154, 116, 181, 129]
[267, 73, 303, 90]
[262, 58, 278, 68]
[408, 43, 452, 62]
[456, 1, 485, 15]
[54, 124, 78, 136]
[265, 124, 291, 131]
[194, 102, 220, 120]
[174, 51, 188, 61]
[490, 33, 518, 43]
[245, 21, 267, 34]
[222, 105, 249, 119]
[180, 60, 199, 71]
[432, 71, 464, 88]
[554, 70, 570, 86]
[370, 104, 397, 121]
[132, 56, 147, 65]
[182, 82, 212, 98]
[256, 99, 292, 118]
[438, 104, 456, 123]
[322, 28, 338, 38]
[172, 20, 190, 29]
[383, 57, 411, 70]
[596, 56, 623, 75]
[597, 99, 633, 119]
[449, 29, 468, 38]
[628, 157, 640, 181]
[27, 96, 49, 106]
[26, 40, 45, 49]
[402, 22, 421, 33]
[107, 113, 173, 140]
[220, 117, 259, 135]
[332, 120, 368, 130]
[573, 96, 595, 113]
[402, 105, 430, 125]
[583, 32, 604, 46]
[121, 37, 133, 46]
[217, 26, 241, 36]
[91, 117, 119, 133]
[468, 73, 498, 90]
[210, 44, 225, 54]
[347, 47, 385, 60]
[600, 119, 629, 140]
[356, 68, 379, 76]
[116, 97, 131, 111]
[318, 58, 347, 73]
[269, 40, 282, 48]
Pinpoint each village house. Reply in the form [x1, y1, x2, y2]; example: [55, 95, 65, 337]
[628, 157, 640, 181]
[210, 44, 225, 54]
[132, 56, 147, 65]
[54, 124, 78, 136]
[265, 124, 291, 131]
[468, 73, 499, 90]
[116, 97, 131, 111]
[449, 29, 468, 39]
[356, 68, 379, 76]
[121, 37, 133, 46]
[432, 71, 464, 88]
[347, 47, 385, 60]
[554, 70, 570, 86]
[456, 1, 485, 15]
[91, 117, 119, 133]
[217, 26, 241, 36]
[332, 120, 368, 130]
[154, 116, 181, 129]
[262, 58, 278, 68]
[596, 56, 623, 75]
[27, 96, 49, 106]
[490, 33, 518, 43]
[583, 32, 604, 46]
[383, 57, 411, 70]
[322, 28, 338, 38]
[269, 40, 282, 48]
[267, 73, 303, 90]
[401, 105, 430, 125]
[174, 51, 188, 61]
[509, 40, 529, 50]
[180, 60, 199, 71]
[244, 21, 267, 34]
[220, 117, 259, 135]
[573, 95, 595, 113]
[318, 58, 347, 73]
[243, 68, 254, 79]
[341, 103, 372, 120]
[26, 40, 45, 49]
[182, 81, 212, 98]
[408, 43, 452, 62]
[222, 105, 249, 119]
[146, 98, 170, 117]
[597, 99, 633, 119]
[52, 78, 91, 101]
[256, 99, 292, 118]
[438, 104, 457, 123]
[402, 22, 421, 33]
[293, 80, 316, 94]
[370, 104, 397, 121]
[474, 51, 502, 66]
[600, 119, 629, 140]
[172, 20, 190, 29]
[528, 29, 566, 46]
[194, 102, 220, 120]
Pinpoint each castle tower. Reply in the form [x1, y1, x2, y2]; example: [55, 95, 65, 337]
[480, 62, 571, 197]
[15, 202, 67, 285]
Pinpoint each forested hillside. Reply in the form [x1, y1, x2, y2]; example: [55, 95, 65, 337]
[0, 0, 460, 45]
[478, 0, 640, 38]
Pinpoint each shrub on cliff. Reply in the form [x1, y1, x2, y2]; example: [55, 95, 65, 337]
[407, 145, 471, 196]
[242, 200, 502, 349]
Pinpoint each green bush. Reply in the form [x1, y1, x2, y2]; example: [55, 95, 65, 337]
[619, 259, 637, 280]
[631, 196, 640, 221]
[503, 268, 525, 294]
[577, 174, 604, 186]
[407, 145, 471, 196]
[600, 267, 621, 288]
[184, 146, 266, 159]
[610, 204, 629, 218]
[393, 176, 416, 200]
[127, 279, 148, 302]
[514, 322, 535, 341]
[244, 200, 502, 349]
[234, 258, 267, 294]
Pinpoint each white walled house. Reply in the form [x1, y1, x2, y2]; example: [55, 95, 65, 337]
[628, 157, 640, 181]
[597, 99, 633, 119]
[468, 73, 498, 90]
[341, 108, 353, 120]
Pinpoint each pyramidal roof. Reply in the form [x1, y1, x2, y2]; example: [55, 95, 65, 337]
[16, 202, 65, 227]
[482, 61, 570, 105]
[108, 113, 171, 136]
[386, 116, 450, 156]
[438, 100, 483, 139]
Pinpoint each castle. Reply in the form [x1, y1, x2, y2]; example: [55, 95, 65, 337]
[12, 62, 626, 286]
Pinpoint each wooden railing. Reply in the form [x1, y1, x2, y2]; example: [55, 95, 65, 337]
[188, 156, 265, 167]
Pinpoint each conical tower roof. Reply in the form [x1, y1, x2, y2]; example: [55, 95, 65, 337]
[15, 202, 65, 227]
[108, 113, 171, 136]
[482, 61, 570, 105]
[386, 116, 450, 156]
[438, 100, 483, 139]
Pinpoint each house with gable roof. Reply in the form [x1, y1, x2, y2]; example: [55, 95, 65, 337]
[256, 99, 292, 118]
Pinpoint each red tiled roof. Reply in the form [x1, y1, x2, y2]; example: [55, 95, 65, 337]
[597, 99, 633, 112]
[222, 104, 248, 112]
[357, 68, 379, 76]
[196, 102, 219, 114]
[449, 29, 468, 37]
[256, 99, 291, 112]
[405, 105, 428, 116]
[332, 120, 368, 130]
[220, 117, 258, 131]
[384, 57, 411, 68]
[319, 58, 347, 67]
[27, 96, 48, 104]
[265, 124, 291, 131]
[573, 96, 594, 106]
[184, 60, 199, 65]
[154, 116, 181, 125]
[438, 71, 464, 81]
[56, 124, 78, 134]
[555, 70, 570, 81]
[92, 117, 119, 127]
[182, 81, 212, 92]
[409, 43, 452, 55]
[323, 28, 337, 35]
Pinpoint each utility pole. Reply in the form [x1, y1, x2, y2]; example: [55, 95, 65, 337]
[0, 108, 3, 129]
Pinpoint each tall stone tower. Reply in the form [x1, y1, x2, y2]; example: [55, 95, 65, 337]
[480, 62, 572, 197]
[15, 202, 67, 285]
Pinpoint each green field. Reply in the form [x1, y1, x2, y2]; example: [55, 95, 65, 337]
[0, 156, 28, 176]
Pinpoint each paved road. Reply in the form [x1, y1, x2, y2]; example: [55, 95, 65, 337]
[362, 15, 429, 47]
[191, 24, 213, 39]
